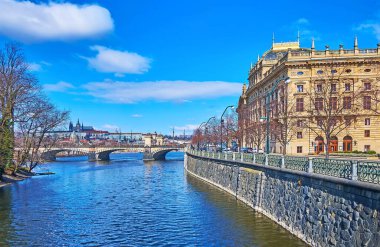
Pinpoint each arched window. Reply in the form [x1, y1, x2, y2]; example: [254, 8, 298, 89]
[329, 136, 338, 153]
[315, 136, 324, 154]
[343, 136, 353, 152]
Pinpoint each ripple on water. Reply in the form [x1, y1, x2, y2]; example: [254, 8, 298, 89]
[0, 152, 306, 246]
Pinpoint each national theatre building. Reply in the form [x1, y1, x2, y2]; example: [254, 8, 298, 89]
[237, 37, 380, 155]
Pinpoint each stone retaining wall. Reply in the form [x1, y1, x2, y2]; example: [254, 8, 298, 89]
[185, 153, 380, 247]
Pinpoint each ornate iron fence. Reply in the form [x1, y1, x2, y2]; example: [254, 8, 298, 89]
[268, 155, 282, 167]
[255, 153, 266, 165]
[226, 153, 233, 161]
[285, 156, 309, 172]
[358, 161, 380, 184]
[313, 158, 352, 179]
[188, 150, 380, 185]
[243, 153, 254, 163]
[235, 153, 242, 161]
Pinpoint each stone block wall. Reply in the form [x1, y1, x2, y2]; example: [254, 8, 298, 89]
[186, 154, 380, 247]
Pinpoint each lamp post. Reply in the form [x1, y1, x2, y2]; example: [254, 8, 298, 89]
[263, 77, 290, 154]
[220, 105, 235, 152]
[197, 122, 206, 150]
[204, 116, 216, 151]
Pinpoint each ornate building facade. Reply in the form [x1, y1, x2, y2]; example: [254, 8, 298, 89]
[237, 37, 380, 155]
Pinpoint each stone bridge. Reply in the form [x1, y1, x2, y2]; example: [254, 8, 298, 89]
[40, 146, 182, 162]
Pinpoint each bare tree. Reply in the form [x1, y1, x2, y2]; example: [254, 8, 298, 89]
[15, 96, 69, 172]
[270, 83, 299, 155]
[302, 58, 380, 158]
[191, 128, 203, 149]
[0, 43, 38, 176]
[223, 111, 239, 149]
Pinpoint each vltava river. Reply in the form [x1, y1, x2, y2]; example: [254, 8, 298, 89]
[0, 152, 306, 246]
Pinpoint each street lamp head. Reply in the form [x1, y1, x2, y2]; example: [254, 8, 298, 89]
[284, 78, 291, 84]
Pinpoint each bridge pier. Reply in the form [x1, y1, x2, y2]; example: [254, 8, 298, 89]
[143, 148, 179, 161]
[142, 152, 154, 161]
[41, 152, 57, 162]
[88, 152, 111, 161]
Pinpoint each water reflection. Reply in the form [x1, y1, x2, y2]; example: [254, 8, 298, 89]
[0, 152, 306, 246]
[185, 174, 306, 247]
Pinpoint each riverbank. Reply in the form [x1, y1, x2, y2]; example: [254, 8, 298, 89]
[185, 152, 380, 247]
[0, 170, 54, 188]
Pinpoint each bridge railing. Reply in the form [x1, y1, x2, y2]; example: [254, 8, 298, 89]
[187, 149, 380, 185]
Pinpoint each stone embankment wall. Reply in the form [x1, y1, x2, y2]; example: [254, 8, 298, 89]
[185, 153, 380, 247]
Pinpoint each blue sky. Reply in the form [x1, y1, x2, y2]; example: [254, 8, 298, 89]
[1, 0, 380, 134]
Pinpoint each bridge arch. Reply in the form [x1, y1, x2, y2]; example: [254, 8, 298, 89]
[89, 149, 125, 161]
[151, 148, 179, 160]
[41, 149, 70, 161]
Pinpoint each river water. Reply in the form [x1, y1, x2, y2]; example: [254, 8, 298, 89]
[0, 152, 306, 246]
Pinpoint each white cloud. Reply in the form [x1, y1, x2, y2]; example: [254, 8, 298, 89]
[103, 124, 119, 131]
[131, 114, 143, 118]
[28, 61, 51, 72]
[0, 0, 113, 42]
[82, 80, 242, 103]
[287, 17, 320, 42]
[356, 22, 380, 41]
[28, 62, 42, 72]
[43, 81, 75, 92]
[174, 124, 199, 131]
[83, 46, 151, 75]
[296, 18, 309, 25]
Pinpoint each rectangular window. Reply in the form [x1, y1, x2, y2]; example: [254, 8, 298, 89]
[331, 83, 337, 92]
[297, 85, 304, 93]
[343, 97, 352, 109]
[345, 83, 351, 91]
[296, 98, 304, 112]
[364, 82, 371, 90]
[363, 96, 371, 110]
[297, 146, 303, 153]
[364, 145, 371, 152]
[315, 97, 323, 110]
[317, 119, 323, 128]
[365, 130, 370, 137]
[316, 84, 322, 92]
[297, 132, 303, 139]
[330, 97, 337, 110]
[297, 120, 303, 127]
[365, 118, 370, 126]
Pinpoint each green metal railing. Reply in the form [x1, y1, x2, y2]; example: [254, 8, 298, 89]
[313, 158, 352, 179]
[255, 153, 266, 165]
[358, 161, 380, 184]
[186, 149, 380, 185]
[268, 155, 282, 168]
[284, 156, 309, 172]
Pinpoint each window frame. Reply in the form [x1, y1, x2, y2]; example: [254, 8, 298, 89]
[296, 98, 304, 112]
[343, 96, 352, 109]
[364, 130, 370, 137]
